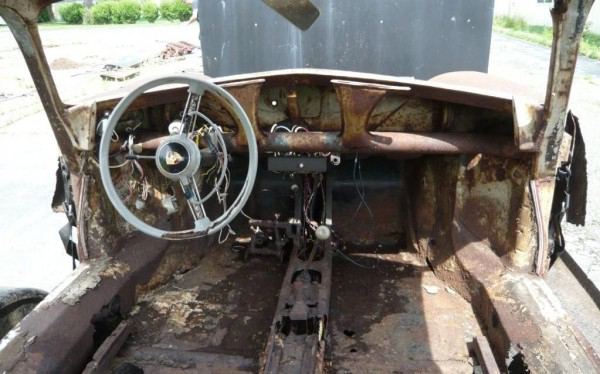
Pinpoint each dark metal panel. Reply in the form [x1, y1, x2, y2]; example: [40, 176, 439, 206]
[268, 156, 327, 172]
[198, 0, 494, 79]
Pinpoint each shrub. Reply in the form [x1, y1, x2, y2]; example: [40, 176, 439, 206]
[58, 3, 84, 24]
[172, 0, 192, 21]
[160, 0, 192, 22]
[141, 1, 159, 23]
[112, 0, 141, 24]
[91, 2, 113, 24]
[159, 1, 176, 21]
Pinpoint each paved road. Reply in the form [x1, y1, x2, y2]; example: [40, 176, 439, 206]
[0, 112, 71, 290]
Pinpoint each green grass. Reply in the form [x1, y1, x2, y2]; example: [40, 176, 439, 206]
[0, 19, 180, 34]
[36, 18, 178, 30]
[493, 16, 600, 60]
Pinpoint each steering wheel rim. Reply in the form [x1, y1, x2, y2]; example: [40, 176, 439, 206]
[98, 73, 258, 240]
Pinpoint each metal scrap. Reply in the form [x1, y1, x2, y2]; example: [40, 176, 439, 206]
[159, 41, 196, 59]
[100, 69, 140, 82]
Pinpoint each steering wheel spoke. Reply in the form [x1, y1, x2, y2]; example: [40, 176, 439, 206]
[180, 89, 206, 135]
[179, 176, 206, 216]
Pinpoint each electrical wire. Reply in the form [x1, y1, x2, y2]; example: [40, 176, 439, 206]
[303, 174, 321, 230]
[354, 154, 374, 235]
[332, 154, 379, 269]
[240, 209, 255, 220]
[141, 178, 149, 201]
[109, 159, 130, 169]
[331, 247, 377, 269]
[270, 123, 292, 132]
[210, 127, 235, 243]
[230, 244, 245, 252]
[181, 110, 233, 241]
[340, 154, 375, 234]
[219, 224, 235, 244]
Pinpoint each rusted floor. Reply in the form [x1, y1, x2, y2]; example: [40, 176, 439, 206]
[109, 247, 481, 373]
[111, 247, 286, 373]
[327, 252, 481, 374]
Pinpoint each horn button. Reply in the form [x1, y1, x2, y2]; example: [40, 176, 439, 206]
[156, 135, 201, 180]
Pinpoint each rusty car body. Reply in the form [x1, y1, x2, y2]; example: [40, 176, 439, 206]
[0, 0, 598, 373]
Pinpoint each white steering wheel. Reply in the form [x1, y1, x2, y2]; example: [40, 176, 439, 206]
[98, 74, 258, 240]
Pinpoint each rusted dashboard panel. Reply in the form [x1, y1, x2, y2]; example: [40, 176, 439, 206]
[91, 70, 530, 158]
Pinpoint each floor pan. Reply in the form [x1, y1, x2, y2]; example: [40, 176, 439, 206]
[110, 248, 482, 373]
[327, 253, 481, 373]
[111, 248, 285, 373]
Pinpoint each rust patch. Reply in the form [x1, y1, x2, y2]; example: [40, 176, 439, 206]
[135, 243, 207, 295]
[125, 247, 284, 370]
[221, 79, 265, 146]
[99, 261, 131, 280]
[329, 255, 480, 373]
[370, 96, 435, 132]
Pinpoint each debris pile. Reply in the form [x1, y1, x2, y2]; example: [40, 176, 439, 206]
[50, 57, 83, 70]
[159, 41, 196, 59]
[101, 56, 145, 81]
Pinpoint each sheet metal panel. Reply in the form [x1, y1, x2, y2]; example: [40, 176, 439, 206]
[198, 0, 494, 79]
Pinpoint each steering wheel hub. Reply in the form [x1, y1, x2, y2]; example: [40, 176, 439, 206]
[155, 135, 201, 180]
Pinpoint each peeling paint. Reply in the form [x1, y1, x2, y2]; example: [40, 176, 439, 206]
[60, 259, 111, 305]
[36, 263, 92, 309]
[0, 327, 36, 373]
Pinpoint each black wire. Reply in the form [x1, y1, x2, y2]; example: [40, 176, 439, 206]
[340, 154, 375, 235]
[356, 156, 380, 268]
[355, 154, 374, 235]
[333, 155, 379, 269]
[331, 247, 377, 269]
[109, 149, 124, 159]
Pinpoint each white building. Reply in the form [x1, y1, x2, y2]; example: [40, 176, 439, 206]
[495, 0, 600, 33]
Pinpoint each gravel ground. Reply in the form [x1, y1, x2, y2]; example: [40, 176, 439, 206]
[0, 22, 202, 127]
[0, 26, 598, 295]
